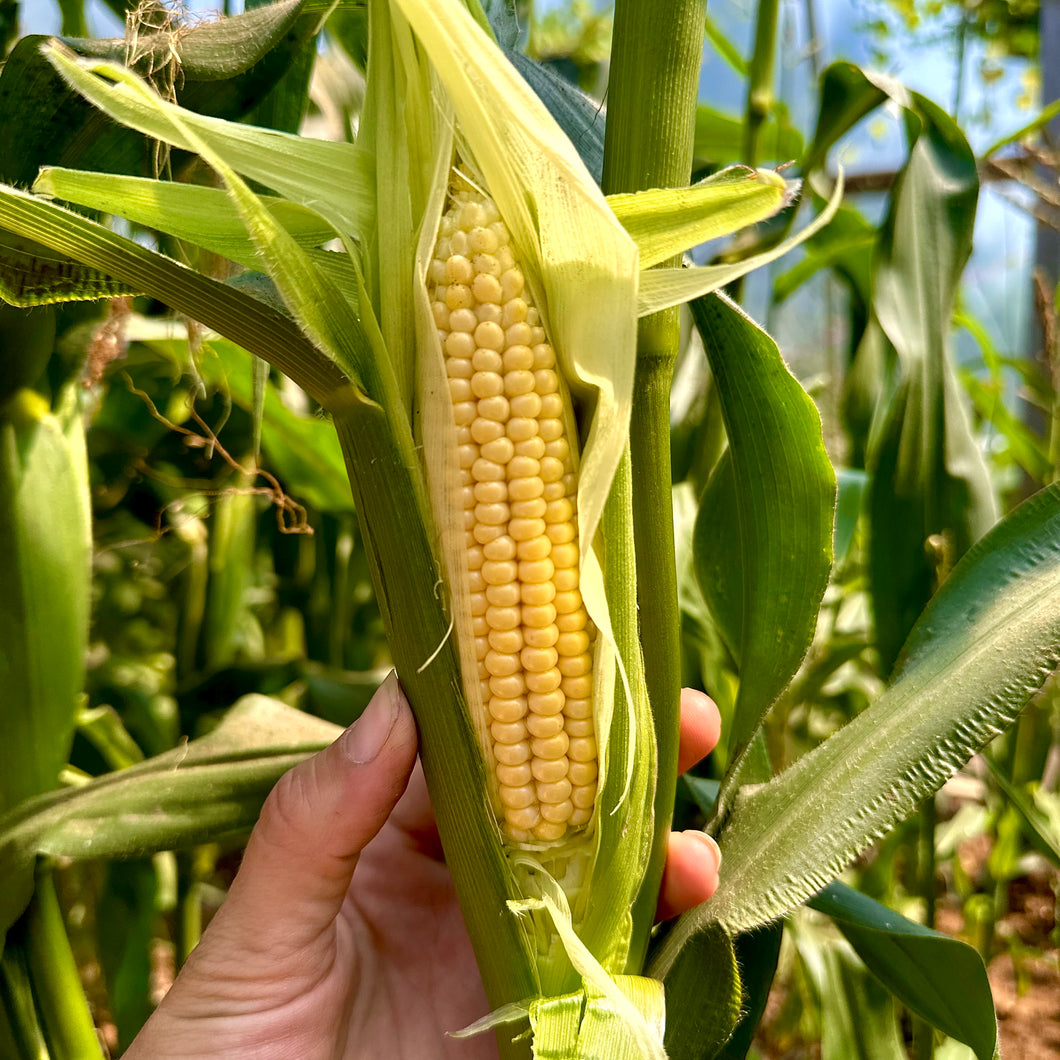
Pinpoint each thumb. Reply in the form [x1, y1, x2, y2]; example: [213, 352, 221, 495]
[207, 672, 418, 958]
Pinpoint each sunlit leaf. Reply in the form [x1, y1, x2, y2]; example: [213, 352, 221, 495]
[607, 167, 793, 268]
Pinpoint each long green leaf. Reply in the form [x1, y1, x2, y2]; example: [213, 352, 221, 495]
[866, 91, 997, 672]
[42, 42, 375, 241]
[801, 62, 911, 174]
[660, 483, 1060, 937]
[0, 696, 339, 945]
[694, 105, 803, 166]
[814, 940, 907, 1060]
[809, 882, 997, 1060]
[34, 168, 335, 266]
[0, 388, 91, 814]
[35, 167, 362, 309]
[652, 923, 741, 1060]
[0, 183, 353, 412]
[983, 758, 1060, 866]
[45, 48, 395, 414]
[712, 922, 783, 1060]
[691, 294, 836, 759]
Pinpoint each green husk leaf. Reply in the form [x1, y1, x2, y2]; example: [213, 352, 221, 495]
[607, 166, 793, 268]
[512, 895, 666, 1060]
[0, 0, 320, 187]
[34, 168, 334, 267]
[635, 173, 843, 316]
[41, 42, 374, 241]
[0, 184, 354, 413]
[44, 48, 377, 395]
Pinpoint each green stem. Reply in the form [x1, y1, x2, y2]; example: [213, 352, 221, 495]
[743, 0, 780, 167]
[602, 0, 706, 967]
[913, 797, 936, 1060]
[1, 944, 50, 1060]
[24, 868, 103, 1060]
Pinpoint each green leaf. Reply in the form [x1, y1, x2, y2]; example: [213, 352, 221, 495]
[0, 227, 136, 306]
[0, 942, 49, 1059]
[0, 183, 353, 412]
[0, 1, 323, 187]
[814, 940, 907, 1060]
[649, 921, 741, 1060]
[0, 303, 54, 407]
[693, 450, 742, 663]
[693, 105, 803, 166]
[0, 389, 91, 814]
[809, 882, 997, 1060]
[97, 860, 160, 1050]
[607, 167, 793, 268]
[866, 92, 998, 672]
[712, 922, 783, 1060]
[694, 482, 1060, 934]
[35, 169, 336, 270]
[506, 49, 605, 186]
[690, 294, 836, 757]
[46, 48, 383, 397]
[983, 97, 1060, 157]
[41, 42, 375, 242]
[772, 202, 875, 319]
[702, 15, 748, 78]
[960, 371, 1052, 483]
[802, 62, 910, 174]
[635, 174, 843, 316]
[834, 467, 868, 564]
[0, 695, 340, 945]
[983, 758, 1060, 867]
[22, 870, 103, 1059]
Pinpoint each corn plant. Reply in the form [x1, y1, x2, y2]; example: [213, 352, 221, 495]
[0, 1, 1058, 1058]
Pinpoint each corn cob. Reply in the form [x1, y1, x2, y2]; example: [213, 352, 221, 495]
[428, 185, 598, 844]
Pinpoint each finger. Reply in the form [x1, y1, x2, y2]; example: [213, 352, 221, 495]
[209, 671, 418, 956]
[656, 830, 722, 921]
[678, 688, 723, 775]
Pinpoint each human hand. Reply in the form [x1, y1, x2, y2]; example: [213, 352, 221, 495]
[124, 675, 723, 1060]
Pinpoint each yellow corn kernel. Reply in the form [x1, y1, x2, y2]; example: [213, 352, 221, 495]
[430, 183, 598, 843]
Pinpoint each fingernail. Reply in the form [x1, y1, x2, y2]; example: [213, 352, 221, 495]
[343, 673, 400, 764]
[683, 829, 722, 872]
